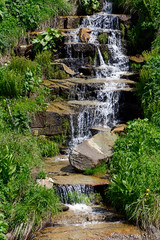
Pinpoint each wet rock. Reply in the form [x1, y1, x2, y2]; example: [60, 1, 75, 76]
[90, 126, 111, 136]
[69, 132, 118, 171]
[79, 28, 91, 42]
[130, 55, 145, 63]
[67, 16, 81, 29]
[36, 177, 54, 189]
[14, 44, 33, 58]
[61, 204, 69, 211]
[111, 124, 127, 134]
[51, 63, 76, 76]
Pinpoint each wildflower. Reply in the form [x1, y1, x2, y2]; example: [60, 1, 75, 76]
[146, 189, 149, 192]
[146, 193, 149, 196]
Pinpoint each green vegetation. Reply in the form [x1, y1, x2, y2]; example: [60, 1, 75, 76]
[114, 0, 160, 53]
[98, 33, 108, 44]
[81, 0, 100, 15]
[32, 27, 63, 53]
[67, 191, 91, 204]
[0, 0, 72, 54]
[107, 0, 160, 233]
[0, 53, 64, 237]
[85, 162, 107, 176]
[37, 136, 59, 157]
[107, 119, 160, 229]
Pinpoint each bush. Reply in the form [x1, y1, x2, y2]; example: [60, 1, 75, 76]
[0, 57, 43, 98]
[32, 27, 63, 53]
[37, 136, 59, 157]
[0, 0, 72, 54]
[35, 50, 53, 79]
[81, 0, 100, 14]
[107, 119, 160, 229]
[0, 130, 60, 238]
[137, 55, 160, 120]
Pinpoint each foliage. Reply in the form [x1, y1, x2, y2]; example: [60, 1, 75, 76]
[0, 0, 72, 54]
[37, 136, 59, 157]
[32, 27, 63, 52]
[0, 210, 8, 239]
[37, 171, 46, 179]
[107, 119, 160, 229]
[130, 62, 141, 72]
[67, 191, 91, 204]
[35, 50, 53, 79]
[0, 129, 60, 238]
[114, 0, 160, 53]
[81, 0, 100, 14]
[98, 33, 108, 44]
[85, 162, 107, 176]
[137, 53, 160, 120]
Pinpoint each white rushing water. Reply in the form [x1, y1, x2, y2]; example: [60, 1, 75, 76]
[65, 0, 130, 148]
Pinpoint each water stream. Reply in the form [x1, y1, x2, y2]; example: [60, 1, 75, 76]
[32, 1, 143, 239]
[63, 0, 130, 148]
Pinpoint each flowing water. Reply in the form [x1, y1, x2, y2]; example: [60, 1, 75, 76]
[32, 1, 144, 239]
[62, 0, 131, 148]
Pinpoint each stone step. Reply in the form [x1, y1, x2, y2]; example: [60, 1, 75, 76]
[120, 72, 139, 81]
[43, 77, 136, 85]
[79, 66, 129, 77]
[62, 43, 110, 60]
[42, 78, 136, 101]
[44, 157, 109, 186]
[56, 14, 131, 29]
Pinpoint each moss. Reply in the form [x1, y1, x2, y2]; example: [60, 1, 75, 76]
[98, 33, 108, 44]
[120, 23, 125, 40]
[103, 52, 109, 64]
[51, 65, 69, 79]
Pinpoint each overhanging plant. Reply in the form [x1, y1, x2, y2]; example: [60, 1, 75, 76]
[32, 27, 63, 52]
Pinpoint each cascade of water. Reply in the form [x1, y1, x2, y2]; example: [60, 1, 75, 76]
[65, 0, 130, 147]
[55, 184, 94, 204]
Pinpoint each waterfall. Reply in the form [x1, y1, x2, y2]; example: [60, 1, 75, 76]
[55, 184, 94, 204]
[63, 0, 130, 148]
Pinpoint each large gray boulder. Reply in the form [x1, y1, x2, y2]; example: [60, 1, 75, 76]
[69, 132, 118, 171]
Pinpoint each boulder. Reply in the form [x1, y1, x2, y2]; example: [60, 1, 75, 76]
[79, 28, 91, 42]
[69, 132, 118, 171]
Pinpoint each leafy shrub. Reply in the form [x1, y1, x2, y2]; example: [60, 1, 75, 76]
[9, 185, 60, 233]
[98, 33, 108, 44]
[37, 171, 46, 179]
[35, 50, 53, 79]
[0, 69, 23, 97]
[107, 119, 160, 229]
[37, 136, 59, 157]
[8, 57, 40, 76]
[32, 27, 63, 53]
[0, 211, 8, 240]
[0, 0, 72, 54]
[81, 0, 100, 14]
[137, 55, 160, 119]
[0, 57, 42, 98]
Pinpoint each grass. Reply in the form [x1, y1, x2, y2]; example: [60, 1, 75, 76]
[0, 0, 72, 54]
[0, 53, 63, 237]
[85, 162, 107, 177]
[107, 119, 160, 230]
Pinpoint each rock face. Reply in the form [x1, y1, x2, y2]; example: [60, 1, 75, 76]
[69, 132, 118, 171]
[79, 28, 91, 42]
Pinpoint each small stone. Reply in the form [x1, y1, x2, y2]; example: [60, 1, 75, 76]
[36, 178, 54, 189]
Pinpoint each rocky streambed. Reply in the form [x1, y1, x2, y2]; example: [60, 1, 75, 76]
[32, 155, 144, 240]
